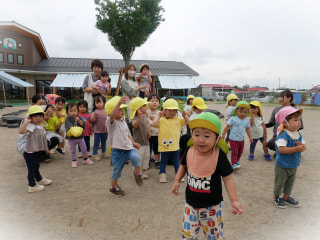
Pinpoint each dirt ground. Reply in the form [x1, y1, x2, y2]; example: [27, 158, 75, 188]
[0, 102, 319, 240]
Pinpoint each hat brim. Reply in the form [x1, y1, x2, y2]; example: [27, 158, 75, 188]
[191, 105, 208, 111]
[189, 119, 219, 135]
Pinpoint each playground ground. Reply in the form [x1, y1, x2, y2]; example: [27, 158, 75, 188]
[0, 102, 319, 240]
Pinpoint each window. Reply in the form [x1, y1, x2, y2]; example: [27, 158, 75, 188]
[0, 52, 3, 63]
[17, 54, 24, 65]
[7, 53, 14, 64]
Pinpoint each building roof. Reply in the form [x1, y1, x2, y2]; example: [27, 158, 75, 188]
[200, 84, 234, 90]
[0, 21, 48, 59]
[248, 87, 268, 92]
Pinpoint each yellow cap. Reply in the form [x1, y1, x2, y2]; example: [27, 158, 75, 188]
[163, 99, 179, 110]
[187, 95, 195, 101]
[129, 97, 150, 120]
[139, 63, 149, 72]
[28, 105, 44, 116]
[226, 94, 239, 107]
[249, 100, 263, 116]
[104, 96, 128, 115]
[191, 97, 208, 111]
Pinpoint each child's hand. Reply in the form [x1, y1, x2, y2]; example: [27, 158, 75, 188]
[119, 96, 127, 104]
[133, 142, 141, 150]
[149, 116, 154, 120]
[75, 117, 81, 123]
[169, 181, 180, 196]
[24, 116, 32, 124]
[231, 201, 243, 215]
[137, 109, 144, 119]
[249, 137, 253, 143]
[295, 142, 306, 152]
[159, 109, 166, 117]
[45, 150, 52, 156]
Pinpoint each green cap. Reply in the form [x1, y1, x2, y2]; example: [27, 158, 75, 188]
[233, 100, 251, 117]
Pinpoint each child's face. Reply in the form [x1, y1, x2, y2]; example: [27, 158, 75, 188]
[116, 108, 125, 119]
[55, 101, 65, 111]
[285, 115, 301, 131]
[250, 106, 259, 115]
[165, 109, 177, 119]
[35, 99, 47, 106]
[149, 97, 160, 110]
[78, 104, 87, 114]
[68, 106, 78, 118]
[229, 99, 238, 107]
[141, 67, 149, 75]
[46, 106, 54, 118]
[236, 107, 249, 119]
[192, 127, 217, 153]
[101, 75, 109, 83]
[95, 99, 104, 110]
[139, 104, 147, 114]
[189, 99, 194, 105]
[31, 114, 44, 125]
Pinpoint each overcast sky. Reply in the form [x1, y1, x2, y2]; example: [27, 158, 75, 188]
[2, 0, 320, 90]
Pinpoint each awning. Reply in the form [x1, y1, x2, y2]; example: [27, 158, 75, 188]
[0, 71, 34, 87]
[50, 74, 120, 88]
[158, 75, 196, 89]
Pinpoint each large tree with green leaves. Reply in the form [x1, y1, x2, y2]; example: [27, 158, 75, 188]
[94, 0, 164, 68]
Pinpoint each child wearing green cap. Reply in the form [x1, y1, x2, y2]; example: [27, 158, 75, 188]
[222, 101, 253, 170]
[170, 112, 243, 239]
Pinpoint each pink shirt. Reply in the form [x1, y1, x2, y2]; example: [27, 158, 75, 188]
[92, 109, 107, 133]
[78, 112, 91, 136]
[93, 80, 110, 92]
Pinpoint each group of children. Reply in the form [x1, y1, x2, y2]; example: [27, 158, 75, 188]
[18, 90, 306, 239]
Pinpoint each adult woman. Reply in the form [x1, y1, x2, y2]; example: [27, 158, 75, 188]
[82, 59, 104, 113]
[120, 64, 147, 117]
[265, 90, 304, 153]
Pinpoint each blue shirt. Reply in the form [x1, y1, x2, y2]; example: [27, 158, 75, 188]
[228, 116, 250, 141]
[275, 131, 303, 169]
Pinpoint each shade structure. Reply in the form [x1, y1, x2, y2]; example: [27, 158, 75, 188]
[158, 75, 196, 89]
[0, 71, 34, 87]
[50, 74, 120, 88]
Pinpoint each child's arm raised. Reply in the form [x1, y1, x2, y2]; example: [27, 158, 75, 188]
[151, 109, 165, 128]
[18, 116, 31, 134]
[132, 109, 143, 129]
[170, 165, 187, 196]
[246, 127, 253, 143]
[223, 174, 243, 215]
[109, 96, 127, 124]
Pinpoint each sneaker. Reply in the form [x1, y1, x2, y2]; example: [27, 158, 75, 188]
[133, 171, 143, 186]
[83, 158, 94, 165]
[155, 161, 160, 169]
[49, 147, 56, 154]
[232, 164, 240, 171]
[28, 184, 45, 193]
[44, 155, 51, 162]
[142, 170, 149, 179]
[102, 152, 108, 159]
[264, 154, 272, 161]
[283, 197, 301, 207]
[87, 152, 92, 157]
[78, 152, 83, 158]
[248, 154, 254, 161]
[159, 173, 167, 183]
[56, 147, 65, 154]
[72, 161, 78, 168]
[93, 154, 101, 161]
[109, 185, 125, 197]
[38, 178, 52, 186]
[274, 196, 287, 208]
[237, 161, 241, 168]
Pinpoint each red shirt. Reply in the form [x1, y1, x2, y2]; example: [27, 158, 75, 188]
[78, 112, 91, 136]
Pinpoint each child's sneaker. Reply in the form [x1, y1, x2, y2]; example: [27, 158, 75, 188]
[248, 154, 254, 161]
[87, 152, 92, 157]
[264, 154, 271, 161]
[83, 158, 94, 165]
[49, 147, 56, 154]
[142, 170, 149, 179]
[237, 161, 241, 168]
[232, 164, 240, 171]
[72, 161, 78, 168]
[28, 184, 45, 193]
[109, 185, 125, 197]
[38, 178, 52, 186]
[155, 161, 160, 169]
[159, 173, 167, 183]
[274, 196, 287, 208]
[78, 152, 83, 158]
[56, 147, 65, 154]
[133, 171, 143, 186]
[283, 197, 301, 207]
[102, 152, 108, 159]
[93, 155, 101, 161]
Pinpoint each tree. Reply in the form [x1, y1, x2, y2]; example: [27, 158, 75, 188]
[94, 0, 165, 68]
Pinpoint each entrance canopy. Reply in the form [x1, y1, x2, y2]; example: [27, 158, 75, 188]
[50, 74, 119, 88]
[158, 75, 196, 89]
[0, 71, 34, 87]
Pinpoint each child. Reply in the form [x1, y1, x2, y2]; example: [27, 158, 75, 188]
[222, 101, 253, 170]
[54, 97, 66, 154]
[184, 94, 194, 113]
[248, 101, 271, 161]
[92, 70, 111, 97]
[273, 106, 305, 208]
[105, 96, 143, 196]
[151, 99, 189, 183]
[189, 97, 208, 121]
[129, 97, 151, 179]
[65, 102, 93, 168]
[136, 63, 152, 98]
[225, 94, 239, 145]
[18, 105, 52, 193]
[147, 93, 161, 169]
[170, 112, 243, 239]
[43, 104, 65, 154]
[77, 100, 93, 158]
[91, 95, 108, 161]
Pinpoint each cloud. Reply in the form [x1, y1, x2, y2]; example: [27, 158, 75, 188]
[223, 66, 251, 75]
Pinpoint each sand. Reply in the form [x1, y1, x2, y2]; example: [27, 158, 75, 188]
[0, 102, 319, 240]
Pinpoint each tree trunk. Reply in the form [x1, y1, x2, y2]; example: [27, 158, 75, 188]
[123, 54, 131, 70]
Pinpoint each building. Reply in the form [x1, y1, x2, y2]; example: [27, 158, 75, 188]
[0, 21, 199, 100]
